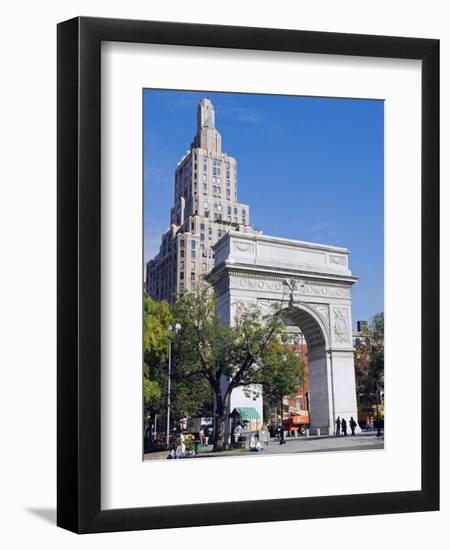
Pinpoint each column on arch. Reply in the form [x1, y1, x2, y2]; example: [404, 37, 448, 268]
[308, 348, 333, 434]
[328, 349, 359, 432]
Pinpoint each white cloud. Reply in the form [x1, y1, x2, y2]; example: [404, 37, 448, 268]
[233, 106, 262, 124]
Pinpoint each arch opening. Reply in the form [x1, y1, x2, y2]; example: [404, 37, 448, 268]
[280, 306, 332, 433]
[281, 306, 327, 351]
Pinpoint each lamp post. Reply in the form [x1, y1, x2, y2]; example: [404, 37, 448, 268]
[280, 397, 286, 445]
[375, 384, 382, 438]
[166, 323, 181, 448]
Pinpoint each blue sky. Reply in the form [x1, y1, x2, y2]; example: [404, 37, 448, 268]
[144, 89, 384, 327]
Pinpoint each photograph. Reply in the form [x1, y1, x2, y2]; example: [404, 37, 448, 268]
[143, 90, 385, 461]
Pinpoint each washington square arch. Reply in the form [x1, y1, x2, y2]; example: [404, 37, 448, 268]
[208, 230, 360, 441]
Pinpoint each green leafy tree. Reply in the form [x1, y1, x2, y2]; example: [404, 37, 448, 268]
[172, 288, 301, 451]
[143, 295, 172, 433]
[354, 312, 384, 415]
[261, 340, 304, 438]
[143, 294, 173, 363]
[143, 293, 213, 442]
[169, 375, 213, 423]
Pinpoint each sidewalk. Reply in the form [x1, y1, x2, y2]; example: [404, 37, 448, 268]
[143, 431, 384, 461]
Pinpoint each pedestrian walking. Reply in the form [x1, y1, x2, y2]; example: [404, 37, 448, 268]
[349, 416, 357, 435]
[275, 423, 282, 441]
[341, 418, 347, 436]
[335, 416, 341, 436]
[369, 416, 374, 431]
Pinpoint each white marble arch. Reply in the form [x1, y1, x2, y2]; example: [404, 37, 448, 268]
[208, 231, 360, 437]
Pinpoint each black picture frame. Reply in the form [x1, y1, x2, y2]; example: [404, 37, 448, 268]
[57, 16, 439, 533]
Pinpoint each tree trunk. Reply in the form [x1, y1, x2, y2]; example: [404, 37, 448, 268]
[213, 391, 230, 452]
[214, 414, 226, 452]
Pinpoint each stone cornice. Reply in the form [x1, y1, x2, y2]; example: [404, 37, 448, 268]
[207, 261, 358, 287]
[212, 230, 349, 255]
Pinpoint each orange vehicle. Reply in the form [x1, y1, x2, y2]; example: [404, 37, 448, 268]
[283, 405, 310, 431]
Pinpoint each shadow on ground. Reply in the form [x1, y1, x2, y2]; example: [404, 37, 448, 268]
[26, 507, 56, 525]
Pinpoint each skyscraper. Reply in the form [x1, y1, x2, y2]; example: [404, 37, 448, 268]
[146, 98, 258, 302]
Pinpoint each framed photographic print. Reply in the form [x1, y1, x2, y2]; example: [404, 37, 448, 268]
[57, 17, 439, 533]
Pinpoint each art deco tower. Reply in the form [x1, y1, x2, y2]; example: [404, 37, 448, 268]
[146, 98, 257, 302]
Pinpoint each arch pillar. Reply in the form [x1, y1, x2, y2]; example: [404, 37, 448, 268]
[307, 348, 359, 435]
[307, 347, 333, 433]
[326, 348, 360, 434]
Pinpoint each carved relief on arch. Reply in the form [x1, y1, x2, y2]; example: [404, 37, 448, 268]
[332, 306, 351, 344]
[257, 299, 275, 315]
[234, 241, 254, 253]
[329, 254, 347, 266]
[303, 283, 350, 298]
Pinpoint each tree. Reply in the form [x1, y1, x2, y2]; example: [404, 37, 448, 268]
[261, 340, 304, 443]
[172, 287, 301, 451]
[143, 294, 173, 364]
[143, 294, 172, 436]
[143, 294, 212, 439]
[169, 374, 213, 423]
[354, 312, 384, 425]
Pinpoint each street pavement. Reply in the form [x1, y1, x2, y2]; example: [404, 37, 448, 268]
[255, 433, 384, 455]
[144, 432, 384, 461]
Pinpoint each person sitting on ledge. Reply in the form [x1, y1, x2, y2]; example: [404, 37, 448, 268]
[167, 438, 187, 459]
[175, 441, 186, 458]
[167, 446, 176, 459]
[249, 433, 263, 452]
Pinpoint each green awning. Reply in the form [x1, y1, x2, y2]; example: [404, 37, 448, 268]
[230, 407, 260, 421]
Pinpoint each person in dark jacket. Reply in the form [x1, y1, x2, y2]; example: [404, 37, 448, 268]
[335, 416, 341, 436]
[341, 418, 347, 436]
[349, 416, 357, 435]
